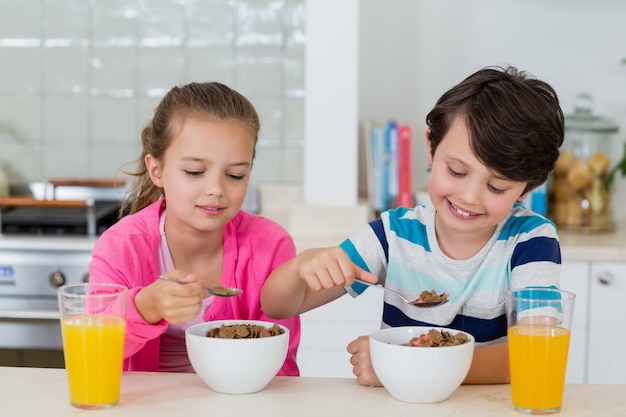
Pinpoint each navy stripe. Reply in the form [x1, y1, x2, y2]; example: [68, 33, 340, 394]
[511, 236, 561, 268]
[382, 303, 507, 343]
[369, 218, 389, 263]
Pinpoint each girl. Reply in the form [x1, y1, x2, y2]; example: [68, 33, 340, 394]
[89, 82, 300, 375]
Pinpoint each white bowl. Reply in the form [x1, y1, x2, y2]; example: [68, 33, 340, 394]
[369, 326, 475, 403]
[186, 320, 289, 394]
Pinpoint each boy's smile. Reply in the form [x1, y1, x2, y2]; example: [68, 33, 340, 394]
[426, 116, 528, 258]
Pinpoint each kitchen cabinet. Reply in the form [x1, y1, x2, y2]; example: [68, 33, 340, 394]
[298, 288, 383, 378]
[531, 259, 626, 384]
[560, 261, 590, 384]
[560, 260, 626, 384]
[587, 261, 626, 384]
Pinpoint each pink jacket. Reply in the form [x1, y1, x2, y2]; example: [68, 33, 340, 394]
[88, 199, 300, 376]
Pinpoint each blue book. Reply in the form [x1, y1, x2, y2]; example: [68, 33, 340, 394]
[368, 122, 385, 215]
[385, 121, 399, 210]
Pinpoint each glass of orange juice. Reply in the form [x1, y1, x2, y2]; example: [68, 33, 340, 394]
[505, 287, 575, 415]
[58, 283, 127, 410]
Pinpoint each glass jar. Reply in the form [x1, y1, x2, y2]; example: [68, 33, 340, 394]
[549, 93, 620, 233]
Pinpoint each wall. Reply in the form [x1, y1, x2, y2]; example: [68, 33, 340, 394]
[359, 0, 626, 218]
[3, 1, 626, 217]
[303, 0, 359, 206]
[0, 0, 305, 188]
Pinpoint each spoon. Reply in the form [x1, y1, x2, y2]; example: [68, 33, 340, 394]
[354, 279, 449, 307]
[158, 275, 243, 297]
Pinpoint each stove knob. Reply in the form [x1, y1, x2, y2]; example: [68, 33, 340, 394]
[50, 270, 66, 287]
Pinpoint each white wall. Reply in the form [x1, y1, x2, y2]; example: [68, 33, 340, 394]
[358, 0, 626, 217]
[304, 0, 359, 205]
[0, 1, 306, 187]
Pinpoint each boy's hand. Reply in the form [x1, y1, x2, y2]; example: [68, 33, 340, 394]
[347, 335, 382, 387]
[297, 247, 378, 291]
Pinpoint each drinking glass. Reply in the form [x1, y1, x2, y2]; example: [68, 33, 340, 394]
[506, 287, 576, 415]
[58, 283, 127, 410]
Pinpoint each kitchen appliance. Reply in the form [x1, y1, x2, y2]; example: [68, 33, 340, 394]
[0, 179, 259, 366]
[0, 178, 127, 361]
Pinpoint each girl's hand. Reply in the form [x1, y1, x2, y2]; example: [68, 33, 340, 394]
[297, 247, 378, 291]
[347, 335, 382, 387]
[135, 270, 204, 325]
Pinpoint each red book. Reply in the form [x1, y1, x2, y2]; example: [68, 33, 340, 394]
[397, 124, 414, 208]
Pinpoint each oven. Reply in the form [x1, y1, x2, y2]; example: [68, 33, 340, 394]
[0, 179, 126, 366]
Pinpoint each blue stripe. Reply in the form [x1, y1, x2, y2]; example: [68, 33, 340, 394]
[382, 303, 507, 343]
[511, 236, 561, 268]
[498, 214, 554, 240]
[388, 207, 430, 251]
[339, 240, 371, 295]
[368, 218, 389, 262]
[339, 240, 369, 272]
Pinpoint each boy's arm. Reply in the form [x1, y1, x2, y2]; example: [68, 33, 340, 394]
[463, 341, 510, 384]
[261, 247, 376, 318]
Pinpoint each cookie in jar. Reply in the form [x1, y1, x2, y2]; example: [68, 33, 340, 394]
[549, 93, 620, 233]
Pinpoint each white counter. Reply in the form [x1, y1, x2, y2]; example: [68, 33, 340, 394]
[559, 219, 626, 261]
[0, 234, 97, 251]
[2, 366, 626, 416]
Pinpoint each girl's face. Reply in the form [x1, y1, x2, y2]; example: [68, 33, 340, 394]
[146, 116, 254, 236]
[426, 116, 528, 241]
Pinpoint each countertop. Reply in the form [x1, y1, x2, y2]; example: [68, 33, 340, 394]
[2, 366, 626, 416]
[559, 218, 626, 261]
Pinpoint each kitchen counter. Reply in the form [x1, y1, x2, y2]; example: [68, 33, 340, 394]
[559, 218, 626, 261]
[2, 366, 626, 416]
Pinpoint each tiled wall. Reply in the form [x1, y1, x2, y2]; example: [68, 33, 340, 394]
[0, 0, 305, 187]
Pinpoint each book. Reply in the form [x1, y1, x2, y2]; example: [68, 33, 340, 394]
[385, 121, 399, 210]
[365, 120, 414, 215]
[397, 124, 414, 208]
[366, 121, 386, 215]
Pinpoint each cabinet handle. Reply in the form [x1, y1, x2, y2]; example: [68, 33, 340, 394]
[597, 271, 614, 285]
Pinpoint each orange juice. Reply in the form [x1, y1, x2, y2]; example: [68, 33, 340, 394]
[508, 324, 570, 411]
[61, 316, 126, 407]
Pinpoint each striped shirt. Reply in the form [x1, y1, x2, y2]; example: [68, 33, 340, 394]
[340, 203, 561, 345]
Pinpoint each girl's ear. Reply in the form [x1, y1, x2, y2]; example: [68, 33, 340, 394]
[145, 154, 164, 188]
[425, 129, 434, 165]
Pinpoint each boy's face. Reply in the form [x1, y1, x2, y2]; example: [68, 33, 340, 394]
[426, 116, 529, 240]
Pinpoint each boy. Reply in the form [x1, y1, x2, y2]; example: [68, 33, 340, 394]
[261, 65, 564, 385]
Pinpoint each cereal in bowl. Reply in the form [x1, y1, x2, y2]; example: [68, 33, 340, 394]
[206, 323, 284, 339]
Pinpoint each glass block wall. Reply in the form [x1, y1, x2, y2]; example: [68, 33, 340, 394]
[0, 0, 305, 187]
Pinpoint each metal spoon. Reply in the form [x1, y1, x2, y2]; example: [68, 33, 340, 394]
[354, 279, 448, 307]
[158, 275, 243, 297]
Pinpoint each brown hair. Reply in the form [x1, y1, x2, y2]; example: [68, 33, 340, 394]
[120, 82, 260, 216]
[426, 65, 564, 195]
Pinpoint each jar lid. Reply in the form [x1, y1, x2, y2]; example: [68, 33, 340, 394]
[565, 93, 619, 133]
